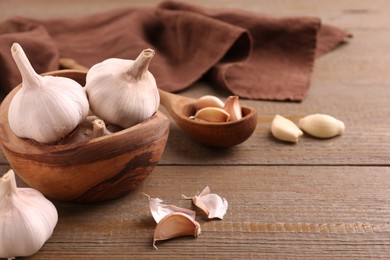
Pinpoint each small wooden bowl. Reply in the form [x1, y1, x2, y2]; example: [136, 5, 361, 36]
[0, 70, 170, 202]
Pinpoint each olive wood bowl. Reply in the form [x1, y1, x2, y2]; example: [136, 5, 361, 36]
[0, 70, 170, 202]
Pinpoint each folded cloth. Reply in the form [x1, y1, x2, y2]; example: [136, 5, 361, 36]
[0, 1, 350, 101]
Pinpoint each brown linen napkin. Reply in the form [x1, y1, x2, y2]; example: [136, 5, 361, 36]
[0, 1, 350, 101]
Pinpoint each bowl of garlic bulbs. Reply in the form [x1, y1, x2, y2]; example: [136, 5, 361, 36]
[0, 44, 169, 202]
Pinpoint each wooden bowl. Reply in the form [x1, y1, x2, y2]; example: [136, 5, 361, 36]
[0, 70, 170, 202]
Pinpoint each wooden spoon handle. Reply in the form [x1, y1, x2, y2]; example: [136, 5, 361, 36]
[59, 58, 89, 72]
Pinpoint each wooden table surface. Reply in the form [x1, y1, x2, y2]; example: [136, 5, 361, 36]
[1, 0, 390, 259]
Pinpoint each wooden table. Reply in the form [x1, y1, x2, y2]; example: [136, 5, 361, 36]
[1, 0, 390, 258]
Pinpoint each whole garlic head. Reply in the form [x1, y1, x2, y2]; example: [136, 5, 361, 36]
[8, 43, 89, 143]
[0, 170, 58, 258]
[85, 49, 160, 128]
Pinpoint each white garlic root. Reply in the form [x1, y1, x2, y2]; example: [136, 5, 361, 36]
[195, 95, 225, 110]
[183, 186, 228, 220]
[153, 212, 201, 250]
[8, 43, 89, 143]
[85, 49, 159, 128]
[192, 107, 230, 123]
[298, 113, 345, 138]
[271, 114, 303, 143]
[224, 96, 242, 122]
[0, 170, 58, 259]
[144, 193, 196, 223]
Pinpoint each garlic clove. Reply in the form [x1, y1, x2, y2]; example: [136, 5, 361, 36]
[9, 43, 89, 143]
[224, 96, 242, 122]
[183, 186, 228, 220]
[58, 116, 111, 144]
[90, 118, 111, 139]
[144, 193, 196, 223]
[271, 114, 303, 143]
[192, 107, 230, 123]
[298, 113, 345, 138]
[153, 212, 201, 249]
[194, 95, 225, 110]
[0, 169, 58, 258]
[85, 49, 159, 129]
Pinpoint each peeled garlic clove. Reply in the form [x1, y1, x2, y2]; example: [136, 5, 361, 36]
[183, 186, 228, 220]
[224, 96, 242, 122]
[192, 107, 230, 123]
[298, 113, 345, 138]
[195, 95, 225, 110]
[0, 170, 58, 258]
[9, 43, 89, 143]
[153, 212, 201, 249]
[85, 49, 159, 128]
[144, 193, 196, 223]
[271, 114, 303, 143]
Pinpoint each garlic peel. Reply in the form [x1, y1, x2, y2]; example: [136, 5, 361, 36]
[183, 186, 228, 220]
[0, 170, 58, 258]
[153, 212, 201, 249]
[271, 114, 303, 143]
[298, 113, 345, 138]
[144, 193, 196, 223]
[224, 96, 242, 122]
[9, 43, 89, 143]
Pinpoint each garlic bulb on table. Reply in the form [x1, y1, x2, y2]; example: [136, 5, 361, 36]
[85, 49, 160, 128]
[8, 43, 89, 143]
[0, 169, 58, 258]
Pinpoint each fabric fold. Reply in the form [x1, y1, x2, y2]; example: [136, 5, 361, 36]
[0, 1, 350, 101]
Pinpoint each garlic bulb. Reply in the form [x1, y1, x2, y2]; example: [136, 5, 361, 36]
[224, 96, 242, 122]
[0, 169, 58, 258]
[8, 43, 89, 144]
[85, 49, 160, 128]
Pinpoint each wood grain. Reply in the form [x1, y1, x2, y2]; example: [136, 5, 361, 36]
[1, 0, 390, 259]
[18, 165, 390, 259]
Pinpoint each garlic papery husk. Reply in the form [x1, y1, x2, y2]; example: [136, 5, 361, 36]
[85, 49, 160, 128]
[0, 169, 58, 259]
[183, 186, 228, 220]
[298, 113, 345, 138]
[144, 193, 196, 223]
[9, 43, 89, 144]
[271, 114, 303, 143]
[153, 212, 201, 250]
[224, 96, 242, 122]
[194, 95, 225, 110]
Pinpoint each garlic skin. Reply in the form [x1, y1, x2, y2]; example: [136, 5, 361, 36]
[224, 96, 242, 122]
[8, 43, 89, 144]
[153, 212, 201, 249]
[0, 170, 58, 258]
[298, 113, 345, 138]
[271, 114, 303, 143]
[85, 49, 159, 128]
[183, 186, 228, 220]
[144, 193, 196, 223]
